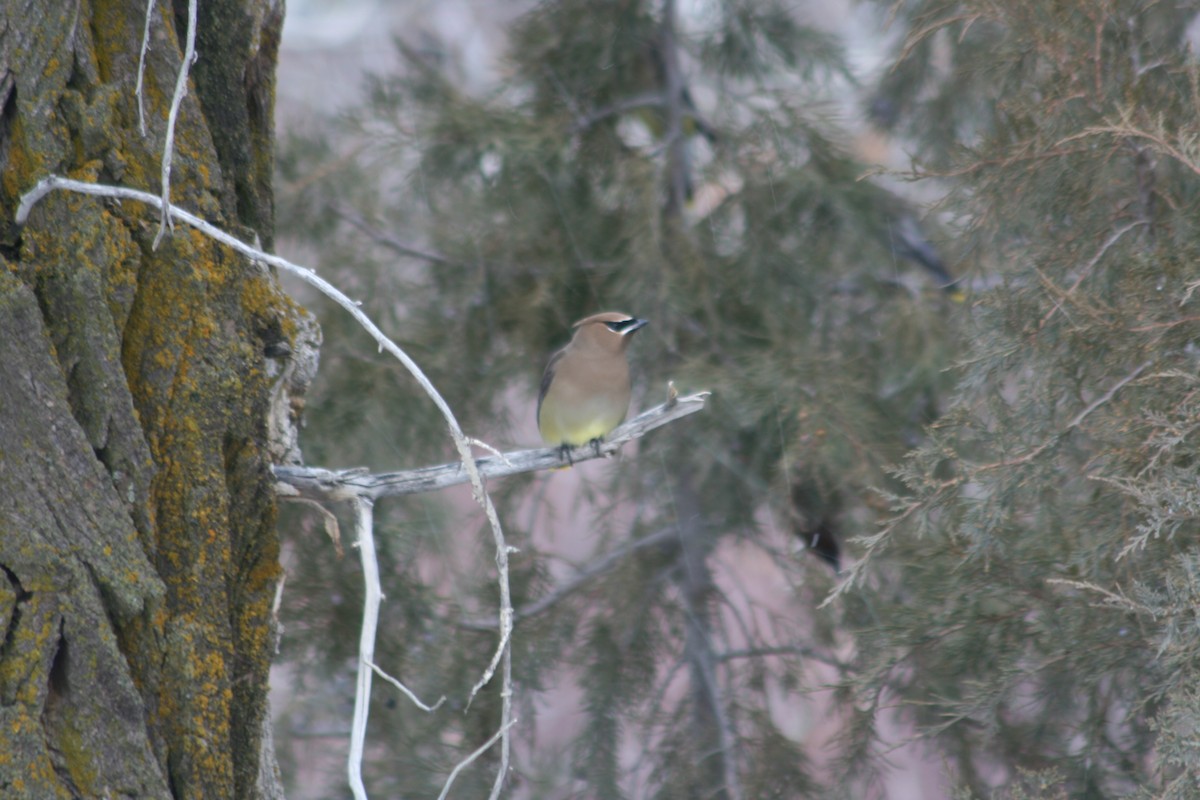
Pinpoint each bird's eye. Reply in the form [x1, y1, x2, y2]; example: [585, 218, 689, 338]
[605, 320, 632, 332]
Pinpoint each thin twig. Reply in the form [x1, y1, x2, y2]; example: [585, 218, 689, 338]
[629, 654, 688, 792]
[278, 496, 343, 557]
[974, 359, 1152, 472]
[347, 497, 379, 800]
[565, 84, 719, 140]
[370, 662, 446, 713]
[469, 606, 512, 706]
[1065, 360, 1152, 430]
[1058, 123, 1200, 178]
[436, 719, 519, 800]
[568, 91, 664, 134]
[463, 437, 511, 465]
[1038, 221, 1146, 329]
[488, 632, 513, 800]
[271, 572, 286, 655]
[716, 645, 851, 672]
[459, 527, 679, 630]
[135, 0, 155, 136]
[1046, 578, 1156, 616]
[332, 202, 460, 266]
[153, 0, 198, 249]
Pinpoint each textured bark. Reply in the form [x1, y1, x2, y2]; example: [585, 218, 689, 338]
[0, 0, 299, 798]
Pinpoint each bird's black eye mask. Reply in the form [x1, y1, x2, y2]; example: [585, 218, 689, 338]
[605, 318, 647, 335]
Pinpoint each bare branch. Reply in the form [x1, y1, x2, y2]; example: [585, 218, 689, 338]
[469, 605, 512, 706]
[273, 391, 711, 503]
[459, 527, 681, 630]
[566, 89, 719, 141]
[437, 719, 519, 800]
[370, 662, 446, 713]
[715, 645, 851, 672]
[347, 497, 379, 800]
[135, 0, 155, 136]
[974, 358, 1152, 472]
[278, 496, 343, 557]
[673, 466, 743, 800]
[16, 176, 193, 226]
[332, 202, 460, 266]
[1066, 360, 1152, 430]
[1058, 122, 1200, 178]
[153, 0, 198, 249]
[569, 91, 664, 133]
[487, 643, 514, 800]
[1038, 221, 1146, 329]
[1046, 578, 1156, 617]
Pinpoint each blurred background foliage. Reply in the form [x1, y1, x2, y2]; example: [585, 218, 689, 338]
[272, 0, 1200, 797]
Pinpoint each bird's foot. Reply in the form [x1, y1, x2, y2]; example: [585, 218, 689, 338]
[589, 437, 603, 457]
[557, 443, 575, 466]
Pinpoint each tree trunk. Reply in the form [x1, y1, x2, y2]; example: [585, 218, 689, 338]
[0, 1, 301, 797]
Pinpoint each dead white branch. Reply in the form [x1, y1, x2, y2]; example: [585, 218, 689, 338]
[135, 0, 155, 135]
[347, 497, 378, 800]
[272, 391, 711, 502]
[437, 719, 519, 800]
[370, 663, 446, 713]
[154, 0, 197, 248]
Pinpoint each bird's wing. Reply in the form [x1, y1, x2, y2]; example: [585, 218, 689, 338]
[536, 348, 566, 420]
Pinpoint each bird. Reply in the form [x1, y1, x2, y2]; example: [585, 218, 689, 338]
[537, 312, 648, 462]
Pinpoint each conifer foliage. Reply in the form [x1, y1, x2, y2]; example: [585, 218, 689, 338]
[840, 1, 1200, 798]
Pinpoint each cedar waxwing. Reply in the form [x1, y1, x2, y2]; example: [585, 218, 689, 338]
[537, 312, 648, 459]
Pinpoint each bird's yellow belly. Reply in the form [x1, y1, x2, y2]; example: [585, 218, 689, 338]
[539, 401, 626, 446]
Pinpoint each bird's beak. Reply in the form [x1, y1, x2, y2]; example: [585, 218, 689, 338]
[623, 318, 649, 335]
